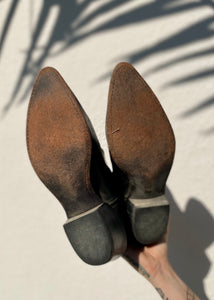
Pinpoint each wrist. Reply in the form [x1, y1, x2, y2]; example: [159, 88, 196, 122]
[136, 246, 169, 283]
[124, 246, 200, 300]
[150, 259, 195, 300]
[151, 256, 173, 284]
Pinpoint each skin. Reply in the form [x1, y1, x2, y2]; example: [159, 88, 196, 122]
[123, 229, 200, 300]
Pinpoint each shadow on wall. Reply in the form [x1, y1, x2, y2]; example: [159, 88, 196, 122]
[166, 188, 214, 300]
[0, 0, 214, 120]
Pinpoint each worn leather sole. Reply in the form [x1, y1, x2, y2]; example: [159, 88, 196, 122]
[106, 62, 175, 245]
[27, 67, 126, 265]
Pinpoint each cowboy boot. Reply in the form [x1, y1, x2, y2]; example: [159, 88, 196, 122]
[27, 67, 127, 265]
[106, 62, 175, 245]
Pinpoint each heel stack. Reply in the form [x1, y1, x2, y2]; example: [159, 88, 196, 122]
[64, 204, 127, 265]
[127, 195, 169, 245]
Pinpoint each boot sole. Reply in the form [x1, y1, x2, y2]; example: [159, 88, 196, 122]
[106, 62, 175, 245]
[27, 67, 126, 264]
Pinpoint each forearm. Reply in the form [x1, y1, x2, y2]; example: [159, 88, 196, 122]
[124, 254, 200, 300]
[149, 259, 200, 300]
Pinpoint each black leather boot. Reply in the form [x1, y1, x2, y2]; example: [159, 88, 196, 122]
[106, 62, 175, 245]
[27, 67, 127, 265]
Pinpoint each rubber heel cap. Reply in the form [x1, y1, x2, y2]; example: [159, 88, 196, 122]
[128, 196, 169, 245]
[64, 204, 127, 265]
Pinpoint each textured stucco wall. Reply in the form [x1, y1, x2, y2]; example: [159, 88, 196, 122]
[1, 1, 214, 299]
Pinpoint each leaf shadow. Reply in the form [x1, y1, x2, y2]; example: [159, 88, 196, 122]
[1, 0, 214, 127]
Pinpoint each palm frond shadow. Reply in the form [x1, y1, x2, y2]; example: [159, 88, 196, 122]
[180, 96, 214, 118]
[1, 0, 214, 125]
[0, 0, 20, 57]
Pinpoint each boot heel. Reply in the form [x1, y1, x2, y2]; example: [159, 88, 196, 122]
[127, 195, 169, 245]
[64, 203, 127, 265]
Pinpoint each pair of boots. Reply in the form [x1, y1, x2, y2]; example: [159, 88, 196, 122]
[26, 62, 175, 266]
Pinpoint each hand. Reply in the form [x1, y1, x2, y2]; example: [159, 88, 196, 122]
[123, 229, 200, 300]
[123, 230, 169, 283]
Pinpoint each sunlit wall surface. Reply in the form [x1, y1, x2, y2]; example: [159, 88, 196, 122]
[0, 1, 214, 299]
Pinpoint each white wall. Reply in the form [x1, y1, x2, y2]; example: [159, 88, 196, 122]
[0, 1, 214, 299]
